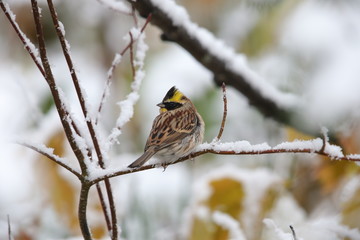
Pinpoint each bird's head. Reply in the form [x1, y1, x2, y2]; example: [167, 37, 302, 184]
[157, 86, 189, 113]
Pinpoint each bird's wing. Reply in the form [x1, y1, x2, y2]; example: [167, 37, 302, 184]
[144, 109, 198, 151]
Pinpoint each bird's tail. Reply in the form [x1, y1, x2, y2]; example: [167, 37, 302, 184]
[128, 150, 155, 168]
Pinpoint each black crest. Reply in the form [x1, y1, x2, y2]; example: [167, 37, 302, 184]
[162, 86, 177, 102]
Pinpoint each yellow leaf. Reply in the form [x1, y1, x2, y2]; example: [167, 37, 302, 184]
[205, 178, 245, 219]
[35, 130, 79, 234]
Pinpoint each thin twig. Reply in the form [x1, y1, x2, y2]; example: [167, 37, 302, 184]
[96, 13, 152, 120]
[7, 215, 12, 240]
[129, 32, 136, 78]
[290, 225, 297, 240]
[19, 142, 82, 179]
[216, 82, 227, 140]
[0, 1, 45, 77]
[131, 4, 138, 26]
[96, 183, 112, 232]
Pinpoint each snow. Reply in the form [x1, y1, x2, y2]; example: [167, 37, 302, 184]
[150, 0, 299, 109]
[280, 1, 360, 129]
[212, 211, 247, 240]
[2, 2, 42, 67]
[189, 167, 282, 239]
[58, 20, 66, 36]
[273, 139, 323, 152]
[198, 140, 271, 153]
[107, 27, 148, 146]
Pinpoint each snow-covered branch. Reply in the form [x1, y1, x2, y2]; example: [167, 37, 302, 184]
[107, 17, 150, 147]
[89, 134, 359, 184]
[18, 141, 82, 179]
[126, 0, 330, 137]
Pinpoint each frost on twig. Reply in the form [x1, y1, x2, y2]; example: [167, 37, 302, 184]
[0, 1, 44, 77]
[97, 14, 151, 123]
[18, 141, 81, 179]
[107, 23, 149, 147]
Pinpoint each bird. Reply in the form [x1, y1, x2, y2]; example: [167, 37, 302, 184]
[128, 86, 205, 168]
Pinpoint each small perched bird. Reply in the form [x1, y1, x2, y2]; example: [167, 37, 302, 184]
[128, 86, 205, 168]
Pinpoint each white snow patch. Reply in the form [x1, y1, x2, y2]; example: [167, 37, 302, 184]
[213, 211, 247, 240]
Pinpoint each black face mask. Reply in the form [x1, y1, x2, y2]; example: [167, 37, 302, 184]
[163, 101, 183, 110]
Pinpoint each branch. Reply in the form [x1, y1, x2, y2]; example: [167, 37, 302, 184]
[90, 138, 360, 184]
[0, 1, 45, 77]
[215, 83, 227, 140]
[78, 183, 92, 240]
[46, 2, 119, 237]
[30, 0, 87, 173]
[97, 14, 152, 121]
[127, 0, 326, 136]
[7, 215, 12, 240]
[19, 142, 82, 179]
[290, 225, 297, 240]
[107, 15, 151, 146]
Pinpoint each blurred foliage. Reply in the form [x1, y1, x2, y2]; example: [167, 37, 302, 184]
[205, 178, 244, 218]
[187, 170, 282, 240]
[36, 130, 79, 235]
[240, 0, 300, 57]
[342, 187, 360, 230]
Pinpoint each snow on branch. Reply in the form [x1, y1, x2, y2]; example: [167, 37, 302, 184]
[89, 135, 360, 184]
[96, 14, 151, 123]
[0, 1, 45, 77]
[18, 141, 82, 179]
[106, 16, 150, 147]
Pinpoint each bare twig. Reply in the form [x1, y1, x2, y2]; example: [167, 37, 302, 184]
[19, 142, 82, 179]
[290, 225, 297, 240]
[96, 183, 112, 232]
[216, 83, 227, 140]
[0, 1, 45, 77]
[129, 32, 136, 78]
[131, 4, 138, 26]
[7, 215, 12, 240]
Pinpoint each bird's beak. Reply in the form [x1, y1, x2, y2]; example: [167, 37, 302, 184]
[157, 103, 165, 108]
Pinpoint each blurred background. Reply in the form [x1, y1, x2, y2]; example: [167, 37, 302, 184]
[1, 0, 360, 239]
